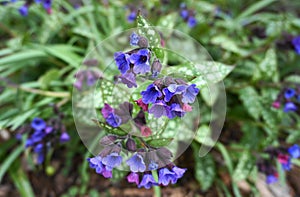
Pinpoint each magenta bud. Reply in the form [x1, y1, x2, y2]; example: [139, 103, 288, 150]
[100, 135, 117, 145]
[126, 138, 136, 151]
[272, 101, 280, 109]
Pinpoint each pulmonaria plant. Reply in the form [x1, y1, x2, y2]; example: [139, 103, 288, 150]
[257, 144, 300, 184]
[272, 86, 300, 113]
[17, 105, 70, 164]
[88, 28, 200, 189]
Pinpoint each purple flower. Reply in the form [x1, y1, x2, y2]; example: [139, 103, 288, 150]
[31, 118, 46, 131]
[284, 88, 295, 99]
[277, 154, 291, 171]
[102, 167, 113, 178]
[149, 100, 170, 118]
[138, 174, 158, 189]
[106, 113, 122, 127]
[283, 102, 297, 112]
[126, 154, 146, 172]
[288, 144, 300, 158]
[45, 126, 53, 134]
[18, 5, 28, 16]
[141, 84, 162, 104]
[34, 144, 45, 164]
[88, 156, 104, 174]
[119, 72, 137, 88]
[180, 9, 189, 20]
[25, 130, 45, 147]
[43, 0, 51, 9]
[127, 11, 137, 23]
[127, 172, 139, 185]
[86, 71, 97, 86]
[266, 174, 278, 184]
[130, 32, 139, 46]
[102, 152, 123, 171]
[114, 52, 130, 74]
[292, 36, 300, 55]
[187, 17, 197, 28]
[130, 49, 150, 74]
[101, 103, 114, 119]
[171, 166, 187, 183]
[60, 132, 70, 143]
[168, 103, 185, 119]
[158, 168, 177, 186]
[182, 84, 199, 103]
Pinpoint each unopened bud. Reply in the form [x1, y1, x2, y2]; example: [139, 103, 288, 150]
[151, 59, 162, 77]
[100, 135, 117, 146]
[138, 36, 149, 48]
[126, 138, 137, 151]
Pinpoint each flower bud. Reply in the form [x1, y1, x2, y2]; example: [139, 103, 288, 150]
[151, 59, 162, 78]
[138, 36, 149, 48]
[100, 135, 117, 146]
[126, 138, 137, 152]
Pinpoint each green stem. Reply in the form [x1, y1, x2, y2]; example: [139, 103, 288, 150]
[151, 170, 161, 197]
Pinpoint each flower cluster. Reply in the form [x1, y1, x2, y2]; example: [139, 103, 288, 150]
[272, 87, 300, 113]
[74, 59, 103, 91]
[179, 3, 197, 28]
[140, 77, 199, 118]
[258, 144, 300, 184]
[114, 32, 162, 88]
[16, 105, 70, 164]
[88, 135, 186, 189]
[10, 0, 52, 16]
[18, 117, 70, 164]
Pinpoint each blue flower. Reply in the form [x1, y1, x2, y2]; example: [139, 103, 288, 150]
[149, 100, 170, 118]
[288, 144, 300, 159]
[34, 144, 45, 164]
[106, 113, 122, 127]
[127, 11, 137, 23]
[266, 174, 278, 184]
[283, 102, 297, 112]
[127, 172, 140, 185]
[168, 103, 185, 119]
[31, 118, 46, 131]
[114, 52, 130, 74]
[130, 32, 139, 46]
[88, 156, 104, 174]
[43, 0, 51, 9]
[60, 132, 70, 143]
[102, 152, 123, 171]
[171, 166, 187, 183]
[162, 84, 186, 102]
[126, 154, 146, 172]
[182, 84, 199, 103]
[158, 168, 177, 186]
[119, 72, 137, 88]
[141, 84, 162, 104]
[138, 174, 158, 189]
[187, 17, 197, 28]
[101, 103, 114, 119]
[180, 9, 189, 20]
[148, 161, 158, 171]
[25, 130, 45, 147]
[292, 36, 300, 55]
[130, 49, 150, 74]
[284, 88, 295, 99]
[18, 5, 28, 16]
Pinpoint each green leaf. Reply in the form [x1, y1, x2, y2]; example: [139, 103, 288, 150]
[165, 61, 234, 88]
[200, 85, 219, 106]
[92, 119, 127, 136]
[111, 168, 127, 183]
[211, 35, 248, 56]
[253, 48, 278, 82]
[194, 125, 214, 146]
[233, 151, 254, 181]
[0, 145, 24, 182]
[38, 69, 60, 89]
[239, 87, 263, 120]
[136, 13, 164, 59]
[216, 143, 234, 174]
[147, 138, 173, 147]
[237, 0, 276, 19]
[284, 75, 300, 84]
[0, 49, 46, 66]
[192, 143, 216, 191]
